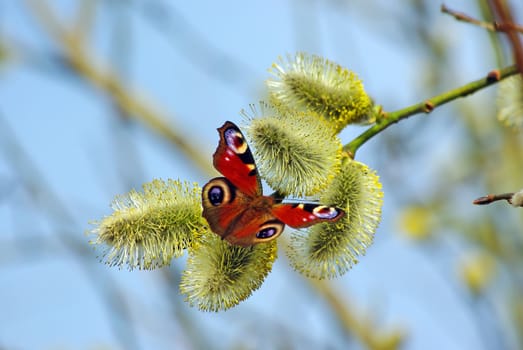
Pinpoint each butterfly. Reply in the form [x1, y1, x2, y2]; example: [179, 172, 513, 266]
[201, 121, 344, 247]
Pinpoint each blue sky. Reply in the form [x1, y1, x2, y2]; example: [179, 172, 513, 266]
[0, 1, 518, 349]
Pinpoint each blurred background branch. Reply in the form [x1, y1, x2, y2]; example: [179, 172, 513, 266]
[25, 0, 214, 175]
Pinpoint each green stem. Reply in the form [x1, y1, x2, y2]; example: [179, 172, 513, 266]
[344, 65, 520, 155]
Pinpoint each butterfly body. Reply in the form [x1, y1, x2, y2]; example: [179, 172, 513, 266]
[202, 121, 344, 247]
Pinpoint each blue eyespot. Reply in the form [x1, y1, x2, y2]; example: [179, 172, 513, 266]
[209, 186, 224, 206]
[256, 227, 277, 239]
[224, 128, 247, 154]
[313, 206, 339, 219]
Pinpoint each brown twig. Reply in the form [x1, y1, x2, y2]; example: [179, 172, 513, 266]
[441, 4, 523, 34]
[487, 0, 523, 75]
[473, 193, 514, 205]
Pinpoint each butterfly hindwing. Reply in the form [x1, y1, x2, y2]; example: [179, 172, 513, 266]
[213, 121, 261, 197]
[222, 212, 285, 247]
[271, 203, 344, 228]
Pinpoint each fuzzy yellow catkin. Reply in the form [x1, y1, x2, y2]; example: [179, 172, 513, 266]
[511, 190, 523, 207]
[497, 75, 523, 129]
[242, 102, 342, 197]
[267, 52, 374, 132]
[287, 159, 383, 279]
[89, 179, 206, 270]
[180, 232, 277, 311]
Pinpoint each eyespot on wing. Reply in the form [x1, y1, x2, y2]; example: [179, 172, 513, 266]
[213, 121, 261, 197]
[271, 203, 344, 228]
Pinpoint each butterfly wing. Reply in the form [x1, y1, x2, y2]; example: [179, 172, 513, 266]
[213, 121, 261, 197]
[271, 203, 345, 228]
[202, 177, 284, 247]
[222, 211, 285, 247]
[202, 177, 250, 238]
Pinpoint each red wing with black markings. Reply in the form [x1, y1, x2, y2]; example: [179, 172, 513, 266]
[212, 121, 261, 198]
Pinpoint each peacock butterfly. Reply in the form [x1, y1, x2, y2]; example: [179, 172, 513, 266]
[202, 121, 344, 247]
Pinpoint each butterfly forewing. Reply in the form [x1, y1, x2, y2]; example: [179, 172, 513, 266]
[213, 121, 261, 197]
[202, 177, 250, 237]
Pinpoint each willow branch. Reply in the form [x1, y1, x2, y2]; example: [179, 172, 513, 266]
[73, 0, 97, 41]
[345, 65, 519, 155]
